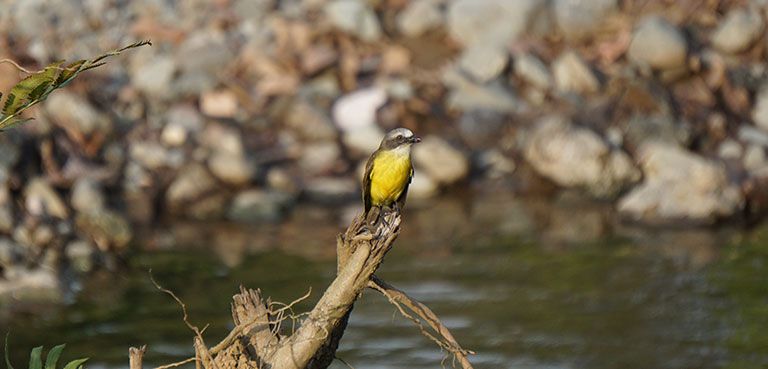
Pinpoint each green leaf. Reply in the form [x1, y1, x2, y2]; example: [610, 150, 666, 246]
[4, 334, 15, 369]
[28, 346, 43, 369]
[1, 62, 62, 116]
[44, 345, 65, 369]
[61, 358, 88, 369]
[54, 60, 86, 87]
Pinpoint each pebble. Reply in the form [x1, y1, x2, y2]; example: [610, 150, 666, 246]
[71, 177, 106, 213]
[283, 100, 338, 142]
[324, 0, 381, 42]
[333, 87, 387, 132]
[299, 142, 341, 176]
[752, 84, 768, 132]
[744, 144, 767, 171]
[553, 0, 618, 41]
[514, 53, 553, 90]
[552, 50, 600, 94]
[132, 55, 177, 99]
[458, 44, 509, 83]
[227, 189, 296, 223]
[717, 139, 743, 160]
[618, 142, 743, 223]
[45, 91, 111, 136]
[166, 164, 218, 209]
[24, 178, 69, 219]
[711, 7, 764, 54]
[443, 67, 520, 113]
[628, 15, 688, 70]
[200, 89, 239, 118]
[523, 116, 640, 198]
[397, 0, 443, 37]
[413, 136, 470, 185]
[75, 209, 133, 251]
[65, 240, 95, 273]
[303, 177, 358, 204]
[407, 172, 439, 200]
[207, 151, 255, 186]
[447, 0, 542, 47]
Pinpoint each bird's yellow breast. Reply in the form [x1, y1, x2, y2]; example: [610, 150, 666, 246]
[370, 149, 412, 207]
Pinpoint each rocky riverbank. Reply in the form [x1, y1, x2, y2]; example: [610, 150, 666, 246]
[3, 0, 768, 299]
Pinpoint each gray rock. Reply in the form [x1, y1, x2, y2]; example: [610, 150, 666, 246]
[447, 0, 542, 47]
[443, 67, 520, 113]
[0, 237, 23, 265]
[130, 142, 184, 170]
[45, 91, 111, 136]
[628, 16, 688, 70]
[283, 100, 338, 142]
[333, 87, 387, 155]
[200, 124, 245, 156]
[175, 31, 233, 94]
[166, 164, 218, 209]
[65, 240, 95, 273]
[752, 84, 768, 132]
[458, 44, 509, 83]
[407, 172, 439, 200]
[618, 142, 743, 223]
[299, 142, 341, 175]
[477, 149, 516, 179]
[552, 50, 600, 94]
[0, 267, 61, 303]
[303, 177, 358, 204]
[71, 177, 105, 213]
[75, 209, 133, 251]
[24, 178, 69, 219]
[514, 53, 553, 90]
[717, 139, 743, 160]
[413, 136, 470, 185]
[458, 109, 507, 149]
[711, 7, 764, 54]
[397, 0, 443, 37]
[739, 125, 768, 147]
[523, 116, 641, 198]
[553, 0, 618, 40]
[132, 55, 177, 99]
[744, 144, 766, 171]
[207, 151, 255, 186]
[624, 114, 691, 148]
[0, 136, 21, 169]
[227, 189, 296, 223]
[162, 105, 203, 147]
[324, 0, 381, 42]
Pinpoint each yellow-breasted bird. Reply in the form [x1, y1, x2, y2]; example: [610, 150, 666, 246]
[362, 128, 421, 215]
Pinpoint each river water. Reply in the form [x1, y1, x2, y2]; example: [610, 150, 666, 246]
[2, 193, 768, 369]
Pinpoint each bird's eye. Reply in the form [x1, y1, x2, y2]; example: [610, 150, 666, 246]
[396, 135, 403, 140]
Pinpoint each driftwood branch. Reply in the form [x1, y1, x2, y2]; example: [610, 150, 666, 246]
[132, 210, 474, 369]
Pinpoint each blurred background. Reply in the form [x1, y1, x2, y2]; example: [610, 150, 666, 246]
[1, 0, 768, 368]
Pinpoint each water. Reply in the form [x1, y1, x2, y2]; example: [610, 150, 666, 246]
[2, 194, 768, 369]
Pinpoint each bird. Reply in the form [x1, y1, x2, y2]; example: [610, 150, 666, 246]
[362, 128, 421, 217]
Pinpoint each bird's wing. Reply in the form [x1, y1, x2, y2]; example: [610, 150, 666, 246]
[362, 151, 376, 214]
[396, 165, 413, 210]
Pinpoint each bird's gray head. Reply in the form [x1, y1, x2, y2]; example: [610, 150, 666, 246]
[380, 128, 421, 150]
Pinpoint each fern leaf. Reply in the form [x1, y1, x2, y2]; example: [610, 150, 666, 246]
[28, 346, 43, 369]
[1, 62, 62, 116]
[44, 345, 65, 369]
[61, 358, 88, 369]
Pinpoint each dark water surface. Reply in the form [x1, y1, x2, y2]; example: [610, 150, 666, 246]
[3, 194, 768, 369]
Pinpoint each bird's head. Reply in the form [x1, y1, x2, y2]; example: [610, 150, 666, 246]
[380, 128, 421, 150]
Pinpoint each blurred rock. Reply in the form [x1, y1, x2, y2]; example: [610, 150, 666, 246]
[166, 164, 218, 210]
[523, 116, 640, 198]
[65, 240, 95, 273]
[0, 136, 21, 169]
[397, 0, 443, 37]
[552, 50, 600, 94]
[325, 0, 381, 42]
[408, 172, 439, 200]
[45, 91, 111, 137]
[207, 151, 255, 186]
[447, 0, 542, 47]
[227, 189, 296, 223]
[0, 267, 61, 303]
[304, 177, 358, 203]
[711, 7, 764, 54]
[628, 16, 688, 70]
[618, 142, 743, 223]
[200, 90, 238, 118]
[25, 178, 68, 219]
[752, 84, 768, 132]
[413, 136, 470, 185]
[200, 124, 245, 156]
[162, 105, 204, 147]
[76, 209, 133, 251]
[0, 237, 23, 265]
[514, 53, 553, 90]
[744, 144, 766, 171]
[71, 177, 105, 213]
[132, 55, 177, 99]
[717, 139, 743, 160]
[553, 0, 618, 41]
[739, 125, 768, 147]
[458, 44, 508, 83]
[299, 142, 341, 176]
[130, 142, 184, 170]
[623, 114, 690, 148]
[176, 30, 233, 94]
[301, 45, 338, 75]
[458, 109, 507, 149]
[283, 100, 338, 142]
[333, 87, 387, 154]
[444, 67, 520, 113]
[478, 149, 516, 178]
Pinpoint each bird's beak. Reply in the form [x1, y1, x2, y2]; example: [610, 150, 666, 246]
[410, 136, 421, 144]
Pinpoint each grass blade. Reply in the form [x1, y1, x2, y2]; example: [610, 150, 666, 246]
[44, 345, 65, 369]
[61, 358, 88, 369]
[28, 346, 43, 369]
